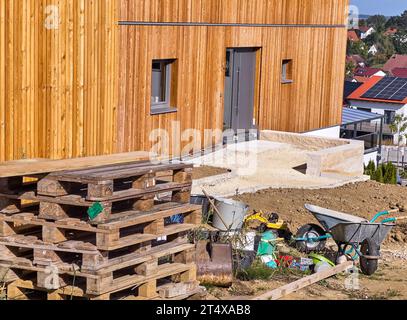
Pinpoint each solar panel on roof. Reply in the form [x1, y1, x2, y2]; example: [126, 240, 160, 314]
[362, 77, 407, 101]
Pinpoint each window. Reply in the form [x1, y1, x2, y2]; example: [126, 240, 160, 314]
[357, 107, 372, 113]
[151, 59, 177, 114]
[384, 110, 396, 125]
[282, 59, 293, 84]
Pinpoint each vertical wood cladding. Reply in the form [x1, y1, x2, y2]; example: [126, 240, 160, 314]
[0, 0, 349, 160]
[0, 0, 118, 161]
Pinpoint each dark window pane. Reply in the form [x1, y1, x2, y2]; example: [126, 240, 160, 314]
[152, 61, 168, 104]
[282, 59, 293, 82]
[152, 62, 162, 71]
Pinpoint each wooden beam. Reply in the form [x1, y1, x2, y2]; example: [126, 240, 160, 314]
[252, 261, 353, 300]
[0, 152, 153, 178]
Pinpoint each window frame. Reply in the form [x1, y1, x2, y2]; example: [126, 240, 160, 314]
[151, 59, 177, 115]
[281, 59, 294, 84]
[384, 110, 396, 125]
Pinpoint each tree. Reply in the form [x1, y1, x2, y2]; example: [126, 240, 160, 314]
[376, 36, 396, 58]
[364, 160, 376, 179]
[367, 15, 387, 33]
[345, 61, 356, 78]
[389, 115, 407, 170]
[347, 40, 368, 59]
[359, 19, 367, 28]
[400, 10, 407, 29]
[365, 32, 396, 59]
[384, 162, 397, 184]
[375, 164, 384, 183]
[386, 16, 401, 29]
[393, 30, 407, 55]
[386, 10, 407, 29]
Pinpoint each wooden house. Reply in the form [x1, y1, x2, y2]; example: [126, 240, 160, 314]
[0, 0, 349, 161]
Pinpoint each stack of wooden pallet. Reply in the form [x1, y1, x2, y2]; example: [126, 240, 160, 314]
[0, 161, 202, 300]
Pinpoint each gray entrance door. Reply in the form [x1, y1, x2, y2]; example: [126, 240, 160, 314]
[224, 48, 257, 131]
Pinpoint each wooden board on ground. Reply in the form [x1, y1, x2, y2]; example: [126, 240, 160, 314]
[252, 261, 354, 300]
[0, 152, 153, 178]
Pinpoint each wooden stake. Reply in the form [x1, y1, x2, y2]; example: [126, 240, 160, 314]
[252, 261, 353, 300]
[202, 189, 229, 230]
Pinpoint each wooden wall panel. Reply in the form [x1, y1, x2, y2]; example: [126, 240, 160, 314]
[120, 0, 349, 26]
[1, 0, 348, 161]
[0, 0, 118, 161]
[117, 25, 346, 155]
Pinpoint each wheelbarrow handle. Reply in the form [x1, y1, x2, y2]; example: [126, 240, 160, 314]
[370, 211, 390, 223]
[370, 209, 400, 223]
[382, 216, 407, 224]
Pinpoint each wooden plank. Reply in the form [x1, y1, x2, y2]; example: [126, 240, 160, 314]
[0, 152, 152, 178]
[252, 261, 353, 300]
[158, 281, 199, 299]
[99, 223, 195, 251]
[120, 0, 349, 27]
[49, 162, 193, 182]
[100, 203, 201, 230]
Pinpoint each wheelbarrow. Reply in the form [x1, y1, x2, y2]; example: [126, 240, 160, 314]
[294, 204, 404, 275]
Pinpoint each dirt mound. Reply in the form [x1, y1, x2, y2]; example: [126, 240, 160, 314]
[193, 166, 230, 180]
[234, 181, 407, 246]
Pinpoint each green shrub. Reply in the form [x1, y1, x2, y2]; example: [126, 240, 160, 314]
[365, 160, 376, 179]
[375, 165, 385, 183]
[384, 162, 397, 185]
[366, 161, 398, 185]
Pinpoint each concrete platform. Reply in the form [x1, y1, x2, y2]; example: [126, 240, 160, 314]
[188, 131, 368, 197]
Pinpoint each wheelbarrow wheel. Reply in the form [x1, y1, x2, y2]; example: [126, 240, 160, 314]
[295, 224, 327, 253]
[360, 238, 379, 276]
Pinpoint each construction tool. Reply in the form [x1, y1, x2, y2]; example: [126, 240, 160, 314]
[195, 240, 234, 287]
[195, 190, 234, 287]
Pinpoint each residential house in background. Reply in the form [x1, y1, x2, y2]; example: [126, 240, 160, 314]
[347, 76, 407, 144]
[368, 45, 378, 56]
[347, 55, 366, 68]
[344, 81, 363, 105]
[391, 68, 407, 78]
[384, 28, 398, 37]
[0, 0, 350, 161]
[347, 30, 360, 42]
[353, 67, 385, 83]
[383, 54, 407, 73]
[359, 26, 375, 40]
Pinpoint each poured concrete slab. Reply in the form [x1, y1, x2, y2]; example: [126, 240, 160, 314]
[188, 136, 367, 197]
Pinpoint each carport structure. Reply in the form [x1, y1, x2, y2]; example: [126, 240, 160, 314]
[341, 107, 385, 164]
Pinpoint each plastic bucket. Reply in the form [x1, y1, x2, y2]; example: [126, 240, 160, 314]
[212, 197, 249, 232]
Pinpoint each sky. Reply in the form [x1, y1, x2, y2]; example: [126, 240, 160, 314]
[351, 0, 406, 16]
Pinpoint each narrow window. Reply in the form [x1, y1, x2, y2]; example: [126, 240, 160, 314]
[384, 110, 396, 125]
[282, 59, 293, 84]
[151, 59, 177, 114]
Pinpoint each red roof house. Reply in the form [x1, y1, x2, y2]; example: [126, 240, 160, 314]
[346, 55, 366, 67]
[347, 30, 360, 42]
[383, 55, 407, 73]
[391, 68, 407, 78]
[348, 76, 407, 105]
[354, 67, 384, 78]
[384, 28, 398, 36]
